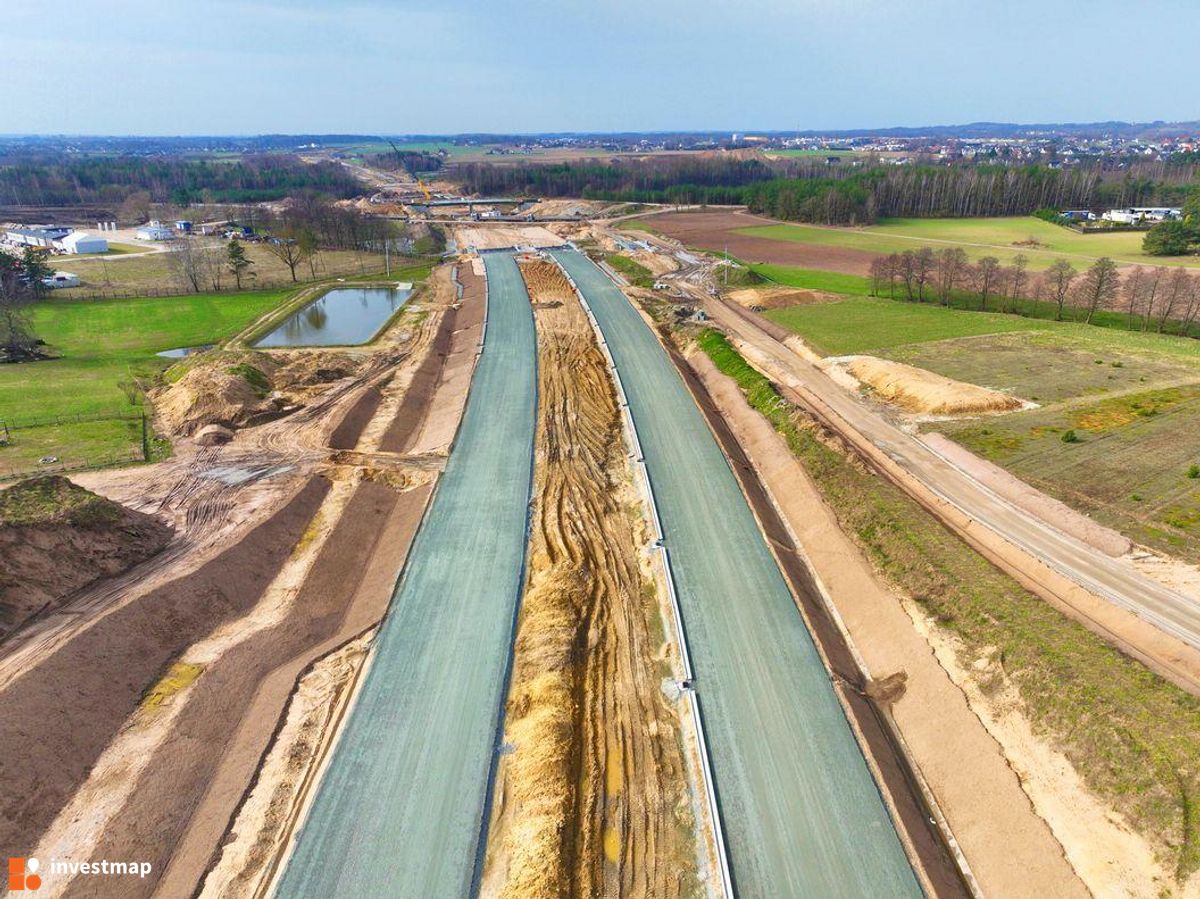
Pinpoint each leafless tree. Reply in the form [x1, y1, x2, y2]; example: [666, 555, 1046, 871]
[1042, 259, 1077, 321]
[1139, 267, 1166, 331]
[1122, 267, 1146, 329]
[971, 256, 1002, 311]
[164, 239, 206, 293]
[1177, 272, 1200, 334]
[933, 247, 968, 306]
[1006, 254, 1029, 313]
[1074, 257, 1122, 325]
[897, 251, 917, 300]
[913, 247, 935, 302]
[868, 256, 889, 296]
[1156, 267, 1190, 332]
[263, 230, 311, 283]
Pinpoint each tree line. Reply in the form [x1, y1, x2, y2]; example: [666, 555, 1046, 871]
[0, 155, 363, 208]
[453, 155, 1196, 225]
[868, 248, 1200, 334]
[161, 196, 442, 292]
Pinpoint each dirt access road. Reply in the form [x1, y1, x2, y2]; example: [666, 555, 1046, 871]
[706, 296, 1200, 694]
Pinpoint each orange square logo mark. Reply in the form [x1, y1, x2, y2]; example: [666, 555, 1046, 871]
[8, 857, 42, 891]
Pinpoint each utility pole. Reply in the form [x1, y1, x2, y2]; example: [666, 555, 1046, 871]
[724, 244, 729, 287]
[385, 237, 391, 277]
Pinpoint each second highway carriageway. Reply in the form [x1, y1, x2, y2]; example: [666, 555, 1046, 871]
[552, 248, 922, 898]
[275, 252, 537, 898]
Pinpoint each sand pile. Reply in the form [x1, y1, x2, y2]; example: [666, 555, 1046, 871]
[840, 356, 1025, 415]
[629, 250, 677, 277]
[154, 354, 279, 436]
[0, 476, 172, 639]
[272, 352, 356, 392]
[727, 285, 838, 309]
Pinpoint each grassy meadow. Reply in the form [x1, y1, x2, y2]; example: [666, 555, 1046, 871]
[0, 289, 292, 474]
[737, 216, 1200, 270]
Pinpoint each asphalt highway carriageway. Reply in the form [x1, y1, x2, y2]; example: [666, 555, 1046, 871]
[276, 252, 537, 898]
[552, 248, 921, 898]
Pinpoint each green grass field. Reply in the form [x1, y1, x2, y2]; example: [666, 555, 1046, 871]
[763, 296, 1044, 355]
[747, 264, 874, 296]
[605, 253, 655, 288]
[737, 216, 1200, 271]
[0, 289, 292, 474]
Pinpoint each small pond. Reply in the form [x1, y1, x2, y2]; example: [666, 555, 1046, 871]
[253, 286, 411, 348]
[157, 344, 213, 359]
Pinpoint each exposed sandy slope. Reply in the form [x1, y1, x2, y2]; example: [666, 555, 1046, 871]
[456, 224, 566, 251]
[0, 476, 172, 639]
[687, 348, 1091, 898]
[726, 285, 841, 309]
[828, 355, 1026, 415]
[481, 261, 695, 899]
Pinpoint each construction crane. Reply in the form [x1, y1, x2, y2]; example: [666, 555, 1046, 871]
[389, 140, 433, 203]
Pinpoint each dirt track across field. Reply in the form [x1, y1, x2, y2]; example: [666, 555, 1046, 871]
[481, 261, 695, 899]
[643, 210, 877, 275]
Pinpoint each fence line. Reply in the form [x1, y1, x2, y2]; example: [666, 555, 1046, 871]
[1, 410, 144, 431]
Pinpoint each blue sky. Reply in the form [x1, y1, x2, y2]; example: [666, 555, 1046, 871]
[5, 0, 1196, 135]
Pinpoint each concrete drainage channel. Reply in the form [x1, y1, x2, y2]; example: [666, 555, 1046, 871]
[567, 270, 735, 898]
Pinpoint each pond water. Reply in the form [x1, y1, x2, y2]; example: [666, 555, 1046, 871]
[253, 287, 411, 348]
[157, 344, 213, 359]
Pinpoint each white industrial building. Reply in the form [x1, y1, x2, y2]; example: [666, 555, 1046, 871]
[60, 232, 108, 254]
[5, 226, 71, 249]
[1102, 207, 1182, 224]
[135, 220, 175, 241]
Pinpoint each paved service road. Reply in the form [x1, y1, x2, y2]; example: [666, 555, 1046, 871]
[276, 252, 536, 898]
[552, 249, 921, 898]
[706, 297, 1200, 657]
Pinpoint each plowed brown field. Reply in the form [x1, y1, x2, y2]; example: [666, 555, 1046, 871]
[641, 210, 877, 275]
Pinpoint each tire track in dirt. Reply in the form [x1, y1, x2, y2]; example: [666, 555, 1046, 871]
[482, 261, 695, 899]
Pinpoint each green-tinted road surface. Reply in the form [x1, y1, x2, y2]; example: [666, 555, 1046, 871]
[551, 249, 920, 898]
[276, 252, 536, 897]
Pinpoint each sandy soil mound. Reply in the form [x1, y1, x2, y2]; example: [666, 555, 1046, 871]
[272, 352, 356, 392]
[727, 285, 840, 310]
[154, 354, 281, 436]
[838, 356, 1026, 415]
[0, 476, 172, 639]
[628, 250, 677, 277]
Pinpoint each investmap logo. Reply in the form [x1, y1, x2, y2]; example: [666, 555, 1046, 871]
[6, 855, 153, 890]
[8, 858, 41, 892]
